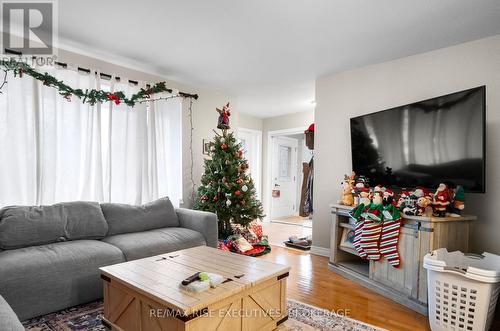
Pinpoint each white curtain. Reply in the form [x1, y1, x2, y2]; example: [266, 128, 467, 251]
[0, 68, 182, 207]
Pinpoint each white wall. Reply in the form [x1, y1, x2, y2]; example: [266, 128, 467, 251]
[314, 35, 500, 254]
[238, 113, 264, 131]
[56, 48, 260, 208]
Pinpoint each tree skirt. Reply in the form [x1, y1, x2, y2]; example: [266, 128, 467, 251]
[23, 299, 385, 331]
[218, 236, 271, 257]
[218, 222, 272, 257]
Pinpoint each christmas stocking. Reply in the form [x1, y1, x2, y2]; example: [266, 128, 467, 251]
[349, 203, 367, 221]
[359, 219, 383, 260]
[353, 220, 366, 258]
[379, 205, 403, 268]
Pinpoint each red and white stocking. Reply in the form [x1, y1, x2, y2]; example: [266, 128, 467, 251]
[379, 220, 402, 268]
[359, 220, 383, 260]
[353, 220, 366, 259]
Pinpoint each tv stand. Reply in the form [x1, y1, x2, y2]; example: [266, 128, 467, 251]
[328, 203, 477, 315]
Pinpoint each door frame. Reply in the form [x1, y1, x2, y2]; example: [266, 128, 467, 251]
[235, 127, 263, 201]
[266, 127, 308, 221]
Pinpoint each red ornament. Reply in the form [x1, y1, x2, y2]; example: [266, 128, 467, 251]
[106, 93, 121, 105]
[235, 150, 243, 158]
[236, 178, 243, 185]
[235, 190, 241, 197]
[220, 143, 228, 150]
[213, 196, 219, 202]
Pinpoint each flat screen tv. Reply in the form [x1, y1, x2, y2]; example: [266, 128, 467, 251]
[350, 86, 486, 192]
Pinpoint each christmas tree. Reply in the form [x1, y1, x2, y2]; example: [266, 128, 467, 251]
[194, 103, 264, 238]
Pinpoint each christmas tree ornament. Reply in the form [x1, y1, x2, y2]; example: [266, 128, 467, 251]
[236, 178, 243, 185]
[242, 185, 248, 192]
[226, 199, 232, 206]
[225, 159, 231, 165]
[220, 143, 228, 150]
[235, 190, 241, 197]
[235, 150, 243, 158]
[239, 162, 249, 172]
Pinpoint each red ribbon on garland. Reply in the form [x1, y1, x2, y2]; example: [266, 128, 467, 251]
[106, 93, 121, 105]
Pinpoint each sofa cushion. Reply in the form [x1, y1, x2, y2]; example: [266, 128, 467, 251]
[101, 197, 179, 236]
[0, 294, 23, 331]
[0, 240, 125, 320]
[61, 201, 109, 240]
[102, 227, 205, 261]
[0, 204, 65, 249]
[0, 202, 108, 249]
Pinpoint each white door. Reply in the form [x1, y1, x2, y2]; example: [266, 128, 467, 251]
[271, 136, 298, 219]
[236, 128, 262, 201]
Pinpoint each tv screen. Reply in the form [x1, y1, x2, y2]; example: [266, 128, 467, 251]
[350, 86, 486, 192]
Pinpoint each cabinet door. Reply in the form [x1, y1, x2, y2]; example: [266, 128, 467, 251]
[370, 224, 419, 298]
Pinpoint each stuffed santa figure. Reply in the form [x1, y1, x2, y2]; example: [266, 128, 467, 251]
[432, 183, 450, 217]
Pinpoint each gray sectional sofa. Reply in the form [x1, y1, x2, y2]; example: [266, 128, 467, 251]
[0, 197, 217, 328]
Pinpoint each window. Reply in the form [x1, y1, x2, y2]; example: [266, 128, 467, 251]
[0, 68, 182, 206]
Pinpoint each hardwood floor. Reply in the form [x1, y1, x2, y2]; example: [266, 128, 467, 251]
[259, 245, 430, 331]
[262, 221, 312, 247]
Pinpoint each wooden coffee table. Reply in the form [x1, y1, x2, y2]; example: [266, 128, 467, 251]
[100, 246, 290, 331]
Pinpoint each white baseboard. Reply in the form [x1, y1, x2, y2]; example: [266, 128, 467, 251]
[310, 246, 330, 257]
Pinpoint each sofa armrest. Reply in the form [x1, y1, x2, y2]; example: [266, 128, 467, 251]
[0, 295, 24, 331]
[176, 209, 218, 248]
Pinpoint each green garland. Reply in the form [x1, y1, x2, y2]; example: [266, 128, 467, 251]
[0, 58, 180, 107]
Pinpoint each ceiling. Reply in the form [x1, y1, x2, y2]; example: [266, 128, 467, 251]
[58, 1, 500, 118]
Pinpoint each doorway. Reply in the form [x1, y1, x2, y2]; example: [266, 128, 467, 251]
[271, 136, 298, 219]
[266, 128, 313, 246]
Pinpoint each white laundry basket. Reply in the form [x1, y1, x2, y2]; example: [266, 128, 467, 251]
[424, 248, 500, 331]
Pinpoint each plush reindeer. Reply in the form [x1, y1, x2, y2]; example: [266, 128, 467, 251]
[337, 172, 355, 206]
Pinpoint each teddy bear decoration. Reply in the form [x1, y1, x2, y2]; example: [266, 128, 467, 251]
[337, 172, 355, 206]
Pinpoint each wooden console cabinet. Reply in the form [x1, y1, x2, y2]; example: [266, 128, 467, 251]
[328, 203, 477, 315]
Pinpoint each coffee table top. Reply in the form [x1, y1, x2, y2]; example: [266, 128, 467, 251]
[100, 245, 290, 315]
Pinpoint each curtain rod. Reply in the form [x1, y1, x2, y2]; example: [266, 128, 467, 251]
[3, 48, 199, 100]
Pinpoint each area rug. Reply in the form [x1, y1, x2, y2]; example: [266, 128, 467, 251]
[23, 299, 385, 331]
